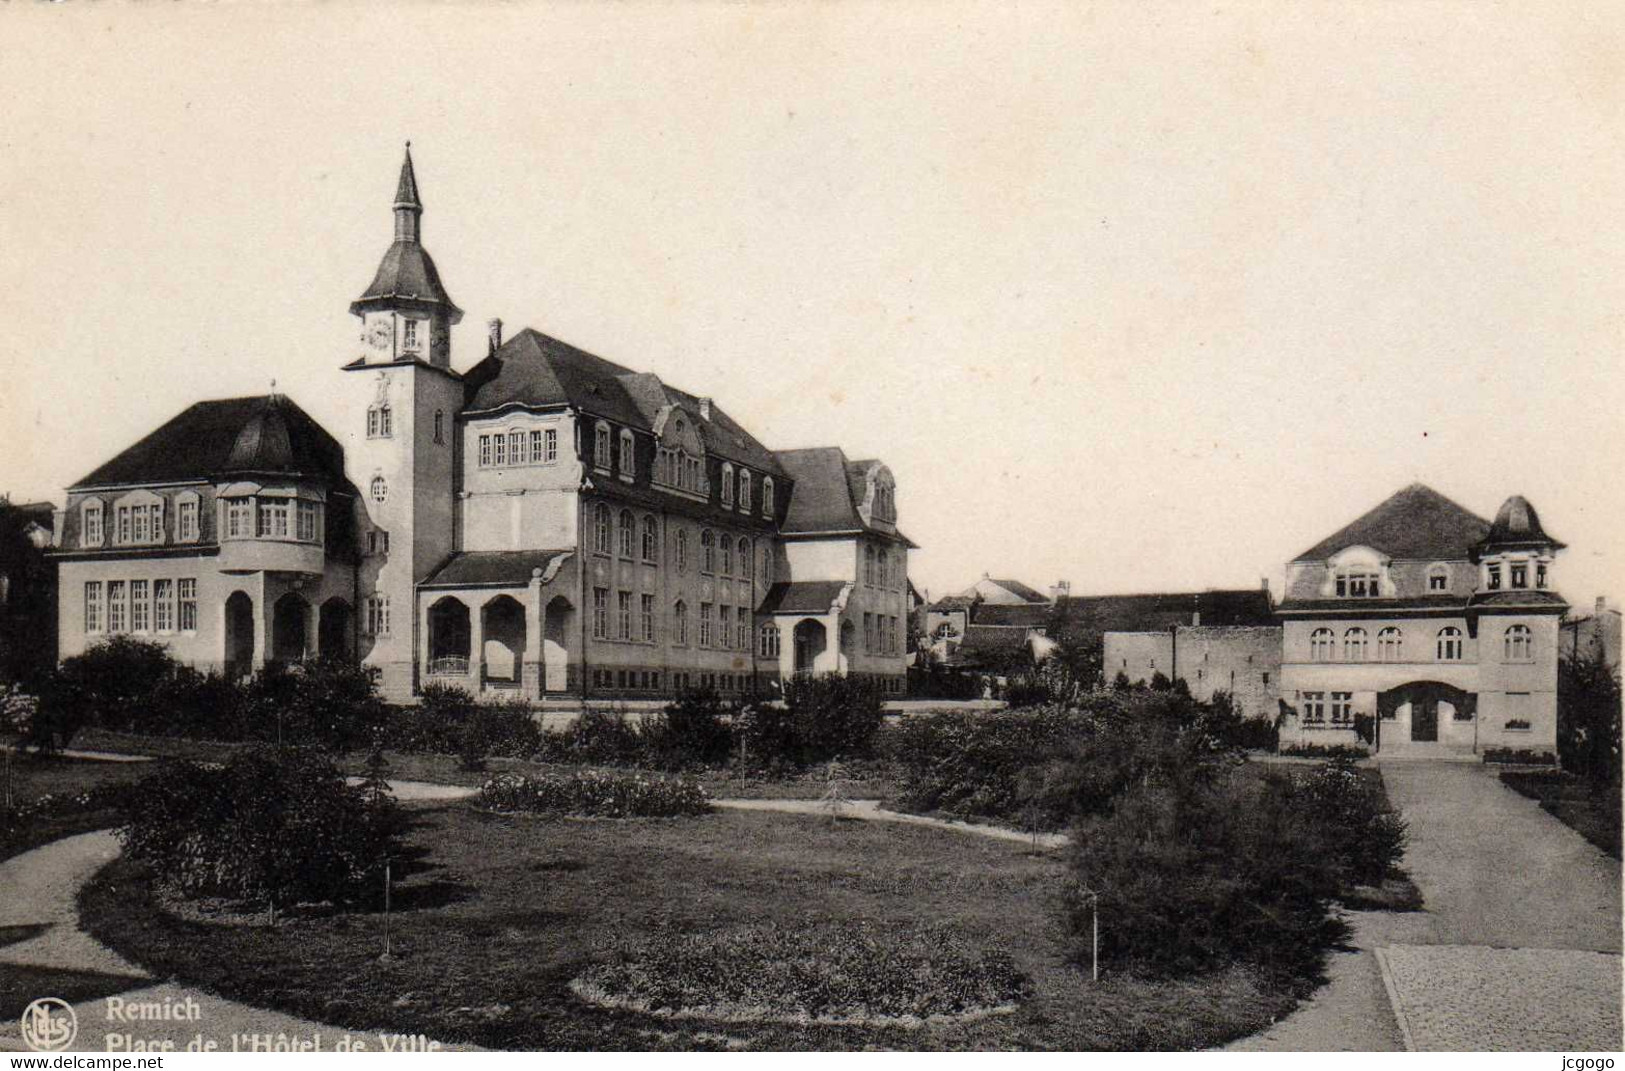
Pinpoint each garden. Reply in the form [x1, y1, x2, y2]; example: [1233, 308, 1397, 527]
[5, 636, 1424, 1049]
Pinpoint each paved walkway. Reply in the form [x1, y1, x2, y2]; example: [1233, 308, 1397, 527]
[1230, 761, 1622, 1052]
[714, 797, 1069, 849]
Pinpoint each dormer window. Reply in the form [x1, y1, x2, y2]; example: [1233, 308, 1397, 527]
[1427, 564, 1449, 591]
[762, 477, 774, 517]
[176, 493, 200, 542]
[1487, 563, 1502, 591]
[367, 404, 393, 439]
[738, 470, 752, 511]
[81, 500, 104, 547]
[1334, 570, 1380, 598]
[721, 463, 734, 506]
[619, 429, 635, 477]
[595, 423, 612, 469]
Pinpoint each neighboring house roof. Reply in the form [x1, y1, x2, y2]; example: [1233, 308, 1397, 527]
[70, 395, 348, 489]
[987, 578, 1050, 603]
[773, 446, 915, 545]
[959, 625, 1033, 652]
[1052, 590, 1277, 631]
[463, 328, 784, 476]
[1293, 483, 1491, 562]
[421, 549, 571, 589]
[757, 579, 851, 615]
[973, 603, 1051, 628]
[929, 595, 976, 613]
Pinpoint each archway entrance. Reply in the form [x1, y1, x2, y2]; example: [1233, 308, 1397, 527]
[1378, 681, 1477, 745]
[318, 598, 352, 660]
[427, 597, 472, 677]
[224, 591, 255, 679]
[793, 618, 827, 675]
[272, 593, 310, 663]
[482, 595, 527, 686]
[543, 595, 574, 693]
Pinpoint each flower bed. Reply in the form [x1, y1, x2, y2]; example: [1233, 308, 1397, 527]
[476, 771, 711, 818]
[573, 921, 1030, 1026]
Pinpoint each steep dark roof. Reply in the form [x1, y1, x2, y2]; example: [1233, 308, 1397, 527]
[463, 329, 784, 476]
[1479, 495, 1565, 551]
[929, 595, 977, 612]
[421, 550, 571, 589]
[974, 603, 1051, 628]
[774, 446, 915, 545]
[352, 242, 459, 315]
[1053, 590, 1277, 632]
[71, 396, 347, 489]
[1294, 484, 1491, 562]
[757, 580, 850, 615]
[959, 625, 1033, 652]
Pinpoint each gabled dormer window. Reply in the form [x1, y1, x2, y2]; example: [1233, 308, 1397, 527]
[594, 422, 612, 469]
[81, 500, 104, 547]
[762, 477, 774, 517]
[1427, 564, 1449, 591]
[1334, 570, 1380, 598]
[721, 463, 734, 506]
[176, 492, 200, 543]
[739, 470, 752, 511]
[619, 429, 635, 478]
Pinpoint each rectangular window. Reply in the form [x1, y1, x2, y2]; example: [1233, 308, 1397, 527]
[592, 587, 609, 640]
[297, 500, 319, 542]
[178, 579, 197, 631]
[1510, 562, 1528, 589]
[367, 595, 390, 636]
[736, 609, 748, 651]
[84, 505, 104, 546]
[84, 581, 103, 633]
[641, 593, 655, 643]
[1329, 692, 1353, 725]
[107, 581, 126, 632]
[618, 591, 632, 641]
[1487, 563, 1502, 590]
[130, 580, 149, 632]
[1302, 691, 1325, 724]
[226, 499, 252, 538]
[1536, 562, 1548, 589]
[257, 499, 289, 538]
[700, 602, 714, 647]
[529, 430, 545, 463]
[479, 435, 492, 467]
[494, 433, 507, 467]
[544, 428, 557, 462]
[178, 500, 198, 542]
[508, 431, 524, 465]
[864, 612, 874, 653]
[153, 579, 173, 632]
[403, 318, 418, 349]
[131, 505, 150, 544]
[675, 603, 687, 646]
[1335, 571, 1380, 598]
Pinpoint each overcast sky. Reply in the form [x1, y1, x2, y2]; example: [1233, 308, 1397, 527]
[3, 2, 1620, 606]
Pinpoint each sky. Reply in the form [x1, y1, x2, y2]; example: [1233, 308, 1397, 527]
[2, 2, 1621, 607]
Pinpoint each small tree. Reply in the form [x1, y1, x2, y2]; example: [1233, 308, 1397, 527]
[1558, 650, 1622, 784]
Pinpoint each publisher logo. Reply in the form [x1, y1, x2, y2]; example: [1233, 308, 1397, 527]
[21, 997, 78, 1052]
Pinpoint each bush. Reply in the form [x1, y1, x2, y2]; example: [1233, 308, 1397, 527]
[1295, 760, 1407, 886]
[740, 674, 883, 766]
[1482, 747, 1558, 765]
[1003, 660, 1091, 710]
[476, 771, 711, 818]
[533, 708, 644, 766]
[1065, 766, 1349, 986]
[388, 684, 539, 766]
[1278, 741, 1369, 760]
[640, 688, 737, 770]
[906, 660, 984, 700]
[1558, 650, 1622, 783]
[51, 636, 179, 732]
[242, 660, 387, 753]
[118, 746, 397, 908]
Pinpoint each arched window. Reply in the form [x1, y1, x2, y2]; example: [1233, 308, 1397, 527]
[676, 528, 688, 573]
[594, 422, 612, 468]
[618, 509, 635, 558]
[1504, 624, 1533, 661]
[721, 463, 735, 506]
[759, 623, 780, 658]
[1310, 628, 1335, 660]
[674, 600, 688, 646]
[1427, 563, 1450, 592]
[737, 538, 751, 582]
[641, 515, 658, 563]
[1437, 626, 1464, 661]
[720, 535, 733, 575]
[762, 476, 774, 516]
[619, 429, 635, 476]
[594, 504, 611, 554]
[370, 476, 388, 504]
[738, 471, 752, 511]
[701, 529, 716, 574]
[1343, 627, 1368, 662]
[1377, 627, 1403, 661]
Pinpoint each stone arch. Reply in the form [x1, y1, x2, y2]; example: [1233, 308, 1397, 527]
[224, 590, 255, 679]
[543, 595, 574, 693]
[427, 596, 472, 676]
[318, 597, 352, 660]
[793, 618, 827, 675]
[481, 594, 527, 685]
[272, 592, 311, 663]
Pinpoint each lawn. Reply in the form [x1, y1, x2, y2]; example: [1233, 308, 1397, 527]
[81, 805, 1298, 1050]
[0, 753, 153, 862]
[1499, 769, 1622, 859]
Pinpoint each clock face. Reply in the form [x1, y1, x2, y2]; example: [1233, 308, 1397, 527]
[367, 319, 394, 350]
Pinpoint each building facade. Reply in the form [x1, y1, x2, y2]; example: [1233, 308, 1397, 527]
[1104, 625, 1282, 719]
[52, 148, 915, 701]
[1276, 484, 1566, 756]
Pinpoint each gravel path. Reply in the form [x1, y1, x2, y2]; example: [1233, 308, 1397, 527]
[713, 798, 1069, 848]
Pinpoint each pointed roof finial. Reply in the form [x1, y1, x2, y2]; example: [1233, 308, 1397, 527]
[395, 142, 421, 210]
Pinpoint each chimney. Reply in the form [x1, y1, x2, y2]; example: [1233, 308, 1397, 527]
[698, 396, 712, 420]
[1049, 580, 1071, 602]
[1261, 576, 1270, 594]
[1598, 596, 1609, 614]
[487, 318, 503, 355]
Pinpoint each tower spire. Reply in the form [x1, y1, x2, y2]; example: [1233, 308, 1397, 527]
[393, 142, 423, 243]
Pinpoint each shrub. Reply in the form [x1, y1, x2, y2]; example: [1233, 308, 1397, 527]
[906, 660, 983, 700]
[51, 636, 179, 732]
[1482, 747, 1558, 765]
[242, 660, 387, 753]
[476, 771, 711, 818]
[391, 684, 539, 764]
[533, 708, 644, 766]
[888, 706, 1091, 825]
[1065, 767, 1349, 987]
[1558, 650, 1622, 783]
[1003, 660, 1091, 710]
[148, 667, 250, 741]
[1278, 741, 1369, 760]
[740, 674, 883, 765]
[118, 746, 397, 908]
[1295, 760, 1407, 885]
[640, 688, 737, 770]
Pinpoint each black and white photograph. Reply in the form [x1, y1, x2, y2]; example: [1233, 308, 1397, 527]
[0, 0, 1620, 1056]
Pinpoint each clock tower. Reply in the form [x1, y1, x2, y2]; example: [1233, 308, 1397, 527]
[342, 144, 464, 698]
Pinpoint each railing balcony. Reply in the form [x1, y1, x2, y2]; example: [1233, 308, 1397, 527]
[428, 656, 471, 677]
